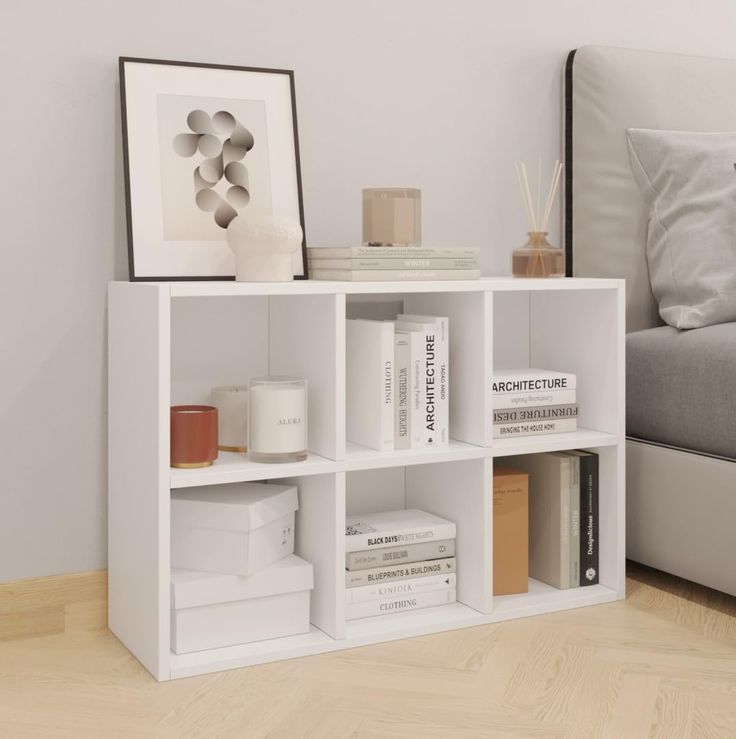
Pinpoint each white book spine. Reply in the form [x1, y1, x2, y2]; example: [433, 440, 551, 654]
[408, 331, 424, 448]
[394, 333, 411, 450]
[345, 557, 457, 588]
[493, 389, 576, 408]
[346, 588, 457, 620]
[396, 321, 440, 447]
[346, 319, 394, 451]
[400, 315, 449, 446]
[493, 418, 577, 439]
[309, 269, 480, 281]
[345, 522, 457, 553]
[345, 573, 457, 604]
[492, 371, 577, 393]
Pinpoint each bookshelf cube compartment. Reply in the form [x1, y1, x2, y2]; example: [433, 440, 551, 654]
[346, 290, 492, 448]
[172, 294, 343, 462]
[492, 287, 623, 437]
[491, 442, 623, 614]
[345, 458, 492, 623]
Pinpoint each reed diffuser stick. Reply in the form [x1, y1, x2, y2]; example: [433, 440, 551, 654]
[541, 161, 563, 233]
[536, 158, 542, 231]
[520, 163, 537, 232]
[514, 163, 536, 232]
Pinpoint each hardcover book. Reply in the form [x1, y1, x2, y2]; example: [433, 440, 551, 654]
[345, 573, 456, 603]
[345, 556, 456, 588]
[308, 257, 479, 270]
[492, 369, 577, 394]
[493, 389, 577, 408]
[494, 404, 578, 425]
[394, 332, 411, 450]
[346, 587, 457, 620]
[346, 319, 394, 451]
[306, 246, 481, 259]
[395, 319, 447, 446]
[568, 450, 599, 585]
[345, 509, 456, 552]
[398, 314, 449, 447]
[492, 467, 529, 595]
[493, 418, 577, 438]
[506, 452, 572, 589]
[309, 269, 481, 282]
[569, 454, 581, 587]
[346, 539, 456, 571]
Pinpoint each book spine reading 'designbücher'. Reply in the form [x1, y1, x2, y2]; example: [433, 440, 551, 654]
[394, 332, 411, 450]
[493, 418, 577, 439]
[578, 451, 599, 586]
[346, 539, 456, 571]
[569, 454, 581, 588]
[345, 573, 457, 603]
[346, 319, 394, 451]
[346, 588, 457, 620]
[345, 557, 456, 588]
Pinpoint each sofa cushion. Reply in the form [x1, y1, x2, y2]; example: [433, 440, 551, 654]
[627, 323, 736, 459]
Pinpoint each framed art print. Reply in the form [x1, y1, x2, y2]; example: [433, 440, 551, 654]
[120, 57, 307, 280]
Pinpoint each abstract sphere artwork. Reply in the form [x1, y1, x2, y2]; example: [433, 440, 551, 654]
[173, 109, 255, 229]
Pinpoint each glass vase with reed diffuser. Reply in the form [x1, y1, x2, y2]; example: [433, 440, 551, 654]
[512, 159, 565, 278]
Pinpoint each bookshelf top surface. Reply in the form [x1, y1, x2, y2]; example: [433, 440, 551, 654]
[111, 276, 623, 298]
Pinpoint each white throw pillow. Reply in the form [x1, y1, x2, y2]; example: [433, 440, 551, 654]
[626, 129, 736, 329]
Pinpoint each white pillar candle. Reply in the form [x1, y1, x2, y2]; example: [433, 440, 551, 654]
[248, 377, 307, 463]
[211, 386, 249, 453]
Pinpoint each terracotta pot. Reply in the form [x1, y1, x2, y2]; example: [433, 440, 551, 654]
[170, 405, 218, 468]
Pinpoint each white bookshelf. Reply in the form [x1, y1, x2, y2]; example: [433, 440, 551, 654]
[108, 277, 625, 681]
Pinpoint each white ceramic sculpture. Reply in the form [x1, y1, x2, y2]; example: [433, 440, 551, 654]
[226, 214, 303, 282]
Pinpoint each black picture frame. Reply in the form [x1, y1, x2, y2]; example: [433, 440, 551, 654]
[119, 56, 308, 281]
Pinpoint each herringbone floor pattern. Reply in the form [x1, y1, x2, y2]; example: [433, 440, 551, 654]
[0, 564, 734, 738]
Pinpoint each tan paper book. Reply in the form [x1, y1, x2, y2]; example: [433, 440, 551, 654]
[493, 467, 529, 595]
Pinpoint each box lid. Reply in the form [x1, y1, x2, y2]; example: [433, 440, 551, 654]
[171, 482, 298, 532]
[171, 554, 314, 609]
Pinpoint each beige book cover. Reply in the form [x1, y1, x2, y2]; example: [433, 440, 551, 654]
[493, 467, 529, 595]
[505, 453, 572, 589]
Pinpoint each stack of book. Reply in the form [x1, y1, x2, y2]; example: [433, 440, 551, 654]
[345, 509, 457, 619]
[506, 450, 599, 589]
[347, 315, 449, 450]
[307, 246, 480, 281]
[492, 368, 578, 439]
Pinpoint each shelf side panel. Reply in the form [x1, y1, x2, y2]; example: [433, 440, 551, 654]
[286, 472, 345, 639]
[403, 291, 492, 446]
[405, 459, 492, 614]
[269, 294, 343, 461]
[108, 283, 170, 681]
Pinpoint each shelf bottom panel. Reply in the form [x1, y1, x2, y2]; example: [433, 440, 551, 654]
[168, 584, 620, 679]
[492, 427, 618, 457]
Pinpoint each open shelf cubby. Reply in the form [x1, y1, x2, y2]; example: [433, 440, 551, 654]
[108, 276, 625, 680]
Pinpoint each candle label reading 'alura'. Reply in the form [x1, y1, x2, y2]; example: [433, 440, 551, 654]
[249, 385, 307, 454]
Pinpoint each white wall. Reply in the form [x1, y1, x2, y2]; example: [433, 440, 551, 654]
[2, 0, 736, 581]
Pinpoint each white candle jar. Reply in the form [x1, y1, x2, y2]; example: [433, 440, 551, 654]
[211, 385, 249, 453]
[248, 377, 308, 463]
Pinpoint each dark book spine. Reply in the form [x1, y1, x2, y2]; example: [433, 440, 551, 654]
[579, 453, 599, 586]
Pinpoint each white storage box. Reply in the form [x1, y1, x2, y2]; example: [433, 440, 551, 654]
[170, 554, 314, 654]
[171, 482, 298, 576]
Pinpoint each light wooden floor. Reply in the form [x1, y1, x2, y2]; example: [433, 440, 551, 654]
[0, 564, 734, 739]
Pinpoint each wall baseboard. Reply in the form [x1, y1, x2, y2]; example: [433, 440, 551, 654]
[0, 570, 107, 642]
